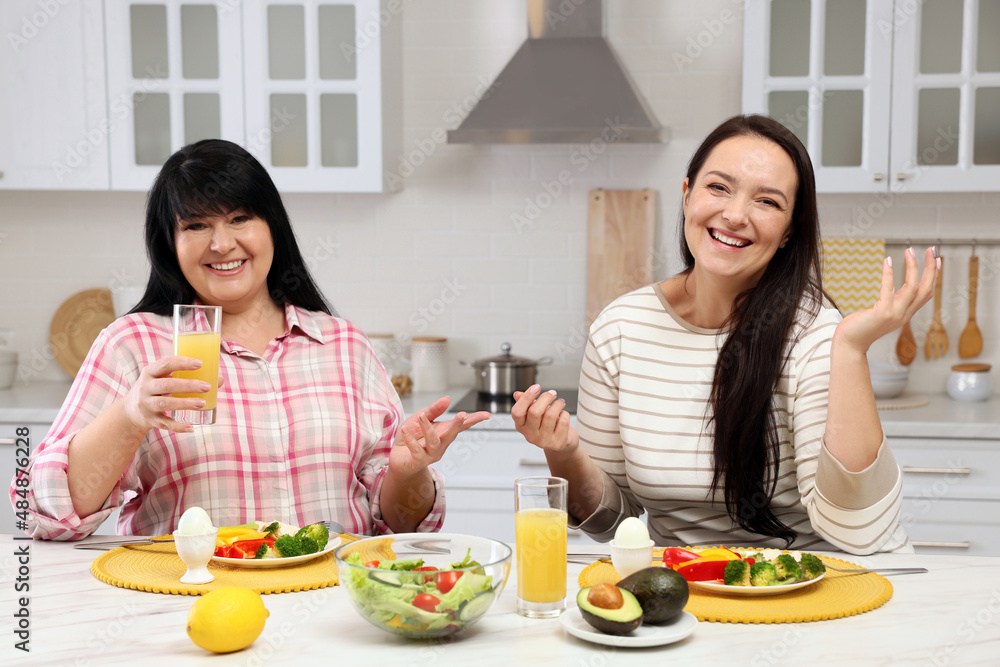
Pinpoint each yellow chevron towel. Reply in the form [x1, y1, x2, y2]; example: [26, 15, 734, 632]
[821, 238, 885, 314]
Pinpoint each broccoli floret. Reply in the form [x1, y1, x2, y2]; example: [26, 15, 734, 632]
[773, 554, 803, 583]
[298, 535, 319, 555]
[295, 523, 330, 551]
[799, 552, 826, 581]
[750, 561, 778, 586]
[274, 534, 303, 558]
[723, 559, 751, 586]
[254, 542, 269, 559]
[261, 521, 280, 537]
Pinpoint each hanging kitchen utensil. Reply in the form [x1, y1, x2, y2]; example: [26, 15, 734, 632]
[586, 189, 656, 327]
[50, 288, 116, 377]
[925, 256, 948, 359]
[896, 319, 917, 365]
[958, 249, 983, 359]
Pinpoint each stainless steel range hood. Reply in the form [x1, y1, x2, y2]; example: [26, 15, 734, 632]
[447, 0, 666, 144]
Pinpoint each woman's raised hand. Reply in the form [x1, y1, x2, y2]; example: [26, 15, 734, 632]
[511, 385, 579, 452]
[835, 246, 939, 353]
[388, 397, 490, 479]
[121, 356, 215, 434]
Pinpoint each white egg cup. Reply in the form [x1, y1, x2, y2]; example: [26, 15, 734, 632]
[173, 528, 219, 585]
[610, 539, 655, 579]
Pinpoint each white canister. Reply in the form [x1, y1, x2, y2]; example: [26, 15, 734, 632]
[410, 337, 448, 393]
[367, 333, 395, 370]
[946, 363, 993, 402]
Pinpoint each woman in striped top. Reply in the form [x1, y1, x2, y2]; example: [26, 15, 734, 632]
[513, 115, 938, 554]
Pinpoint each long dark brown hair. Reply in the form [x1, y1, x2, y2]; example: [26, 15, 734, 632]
[679, 115, 824, 545]
[132, 139, 332, 316]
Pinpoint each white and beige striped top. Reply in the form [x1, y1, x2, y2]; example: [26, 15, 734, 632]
[573, 284, 910, 555]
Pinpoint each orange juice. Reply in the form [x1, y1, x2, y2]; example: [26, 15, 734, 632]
[173, 332, 221, 409]
[515, 507, 567, 603]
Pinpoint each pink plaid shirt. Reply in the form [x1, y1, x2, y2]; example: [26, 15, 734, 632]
[12, 304, 445, 540]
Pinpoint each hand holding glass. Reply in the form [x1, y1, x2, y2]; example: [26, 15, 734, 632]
[172, 305, 222, 425]
[515, 476, 568, 618]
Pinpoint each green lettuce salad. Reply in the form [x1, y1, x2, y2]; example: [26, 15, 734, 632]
[342, 551, 497, 637]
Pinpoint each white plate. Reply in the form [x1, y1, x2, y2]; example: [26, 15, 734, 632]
[559, 607, 697, 648]
[211, 536, 341, 569]
[689, 571, 824, 596]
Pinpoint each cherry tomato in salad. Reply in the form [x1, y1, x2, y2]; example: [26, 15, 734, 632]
[435, 570, 463, 594]
[413, 594, 440, 613]
[414, 566, 439, 572]
[364, 560, 381, 568]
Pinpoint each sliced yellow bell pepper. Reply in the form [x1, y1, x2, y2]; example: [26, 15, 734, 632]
[215, 527, 267, 547]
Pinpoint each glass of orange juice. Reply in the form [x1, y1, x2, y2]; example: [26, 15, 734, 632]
[514, 476, 568, 618]
[171, 304, 222, 425]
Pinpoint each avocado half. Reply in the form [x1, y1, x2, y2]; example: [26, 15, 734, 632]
[617, 567, 689, 625]
[576, 586, 643, 635]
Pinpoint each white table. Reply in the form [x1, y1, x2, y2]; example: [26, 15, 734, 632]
[1, 536, 999, 666]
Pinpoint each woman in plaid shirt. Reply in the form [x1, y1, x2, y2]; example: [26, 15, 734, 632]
[16, 140, 488, 539]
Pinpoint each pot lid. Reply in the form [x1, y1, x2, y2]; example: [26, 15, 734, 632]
[471, 343, 541, 368]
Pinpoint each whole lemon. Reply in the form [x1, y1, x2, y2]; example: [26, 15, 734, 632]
[186, 587, 269, 653]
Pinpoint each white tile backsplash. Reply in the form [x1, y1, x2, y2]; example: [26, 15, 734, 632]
[2, 0, 999, 400]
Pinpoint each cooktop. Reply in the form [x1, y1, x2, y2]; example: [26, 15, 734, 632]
[451, 388, 579, 415]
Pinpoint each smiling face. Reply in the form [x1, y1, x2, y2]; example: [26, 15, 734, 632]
[174, 210, 275, 313]
[682, 134, 798, 292]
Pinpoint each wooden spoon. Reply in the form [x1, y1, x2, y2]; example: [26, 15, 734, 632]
[896, 318, 917, 365]
[924, 257, 948, 359]
[958, 254, 983, 359]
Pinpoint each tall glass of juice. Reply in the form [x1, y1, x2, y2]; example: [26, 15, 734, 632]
[514, 476, 568, 618]
[172, 304, 222, 426]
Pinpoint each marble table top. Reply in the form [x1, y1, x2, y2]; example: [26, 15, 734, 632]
[1, 536, 999, 666]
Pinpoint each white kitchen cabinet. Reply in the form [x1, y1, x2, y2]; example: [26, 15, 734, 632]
[891, 436, 1000, 556]
[103, 0, 399, 193]
[0, 0, 109, 190]
[436, 422, 598, 546]
[743, 0, 1000, 193]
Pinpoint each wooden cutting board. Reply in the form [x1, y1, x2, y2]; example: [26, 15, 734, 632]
[587, 189, 656, 327]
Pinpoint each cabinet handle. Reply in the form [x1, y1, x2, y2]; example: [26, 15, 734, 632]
[0, 438, 16, 445]
[873, 173, 884, 182]
[896, 173, 907, 181]
[911, 540, 970, 549]
[518, 459, 549, 467]
[902, 466, 971, 475]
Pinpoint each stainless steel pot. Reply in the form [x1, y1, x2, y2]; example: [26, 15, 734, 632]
[459, 343, 553, 396]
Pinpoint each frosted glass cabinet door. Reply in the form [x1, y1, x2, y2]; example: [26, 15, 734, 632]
[889, 0, 1000, 192]
[743, 0, 894, 193]
[243, 0, 386, 192]
[104, 0, 245, 191]
[0, 0, 109, 190]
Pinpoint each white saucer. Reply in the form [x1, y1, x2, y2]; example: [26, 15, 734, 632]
[559, 607, 697, 648]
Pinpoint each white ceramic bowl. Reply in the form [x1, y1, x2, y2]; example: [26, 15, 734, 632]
[871, 375, 908, 398]
[610, 539, 655, 579]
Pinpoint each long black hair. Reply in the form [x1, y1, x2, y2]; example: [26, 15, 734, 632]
[131, 139, 331, 316]
[679, 114, 824, 546]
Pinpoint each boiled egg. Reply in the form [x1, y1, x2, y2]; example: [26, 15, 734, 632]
[176, 506, 215, 535]
[613, 516, 650, 547]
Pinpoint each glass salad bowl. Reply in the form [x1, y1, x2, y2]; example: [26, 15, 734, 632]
[335, 533, 512, 639]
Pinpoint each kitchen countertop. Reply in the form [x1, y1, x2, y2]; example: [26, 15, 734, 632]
[1, 534, 997, 665]
[3, 383, 1000, 439]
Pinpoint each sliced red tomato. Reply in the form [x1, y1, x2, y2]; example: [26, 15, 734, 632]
[414, 565, 439, 583]
[435, 570, 463, 594]
[413, 594, 440, 613]
[365, 560, 381, 568]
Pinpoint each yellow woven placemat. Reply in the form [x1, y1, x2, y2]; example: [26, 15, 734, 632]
[578, 553, 892, 624]
[91, 535, 391, 596]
